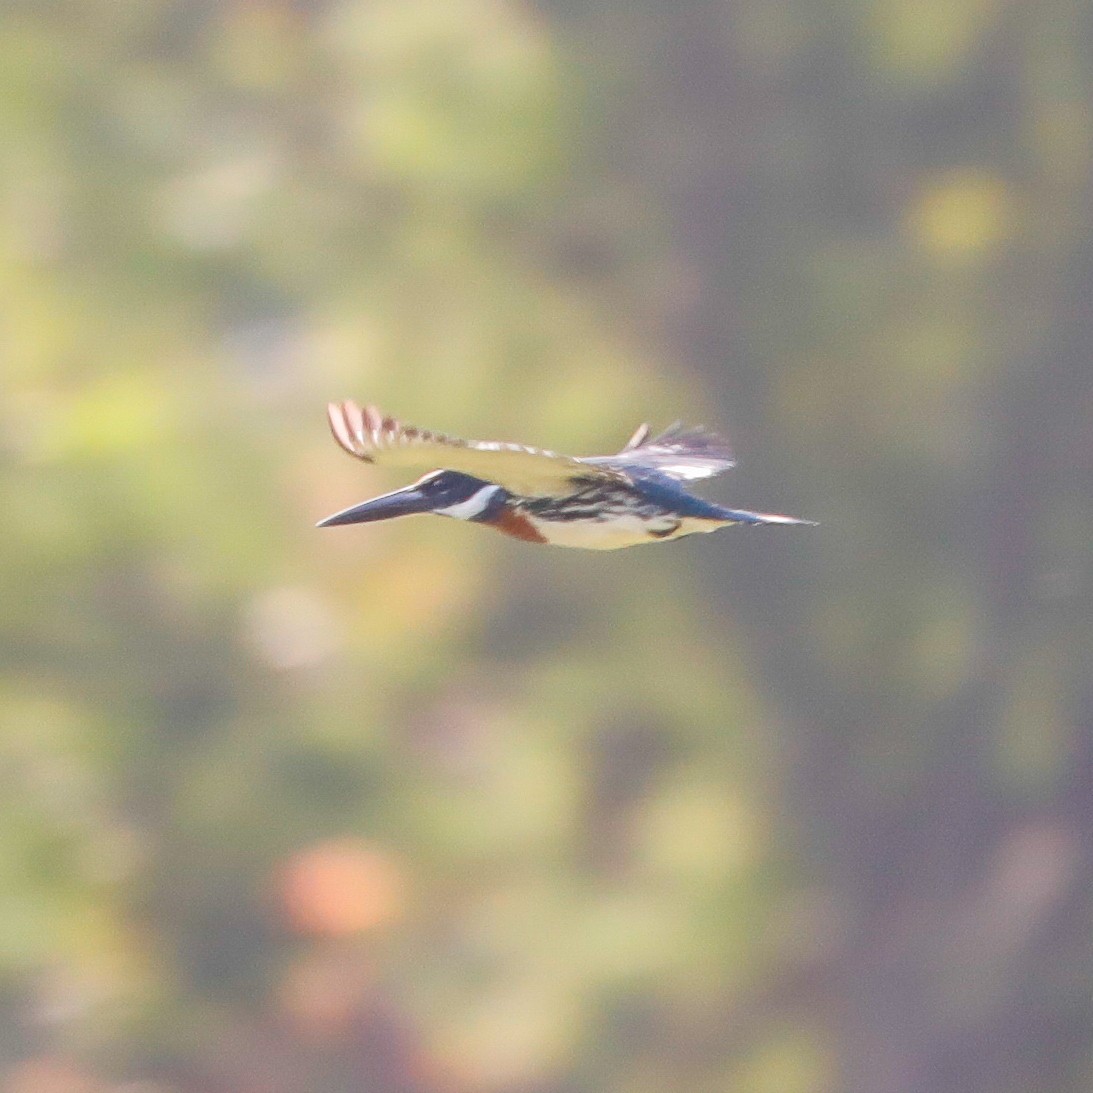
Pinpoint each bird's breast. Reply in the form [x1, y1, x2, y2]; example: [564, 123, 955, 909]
[526, 512, 664, 550]
[490, 486, 730, 550]
[490, 507, 548, 544]
[520, 511, 725, 550]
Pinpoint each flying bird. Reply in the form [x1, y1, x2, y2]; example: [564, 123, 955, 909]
[318, 401, 815, 550]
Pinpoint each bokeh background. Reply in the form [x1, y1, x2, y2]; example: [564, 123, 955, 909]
[4, 2, 1093, 1091]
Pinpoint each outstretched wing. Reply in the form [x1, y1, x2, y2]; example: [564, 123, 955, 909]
[326, 401, 627, 497]
[589, 421, 736, 481]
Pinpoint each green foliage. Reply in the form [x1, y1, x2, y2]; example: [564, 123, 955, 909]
[2, 1, 1092, 1092]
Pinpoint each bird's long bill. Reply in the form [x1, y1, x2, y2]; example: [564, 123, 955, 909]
[316, 484, 431, 528]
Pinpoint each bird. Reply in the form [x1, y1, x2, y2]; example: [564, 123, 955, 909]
[317, 401, 815, 550]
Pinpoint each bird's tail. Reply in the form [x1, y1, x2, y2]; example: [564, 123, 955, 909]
[718, 508, 817, 527]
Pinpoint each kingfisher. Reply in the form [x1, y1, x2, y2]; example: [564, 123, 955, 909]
[317, 401, 815, 550]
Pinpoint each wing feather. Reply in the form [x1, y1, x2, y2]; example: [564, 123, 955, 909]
[620, 422, 652, 452]
[609, 421, 736, 480]
[326, 401, 626, 496]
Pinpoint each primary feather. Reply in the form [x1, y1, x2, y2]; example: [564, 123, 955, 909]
[326, 401, 630, 496]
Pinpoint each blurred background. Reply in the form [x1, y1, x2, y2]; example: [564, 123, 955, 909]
[3, 2, 1093, 1091]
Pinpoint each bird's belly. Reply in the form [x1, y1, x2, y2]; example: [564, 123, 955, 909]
[524, 512, 723, 550]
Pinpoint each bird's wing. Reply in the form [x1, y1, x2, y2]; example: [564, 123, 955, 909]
[588, 421, 736, 481]
[326, 401, 627, 496]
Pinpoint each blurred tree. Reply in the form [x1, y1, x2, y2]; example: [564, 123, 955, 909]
[1, 1, 1092, 1092]
[542, 3, 1093, 1092]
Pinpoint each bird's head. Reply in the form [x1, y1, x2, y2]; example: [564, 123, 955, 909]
[317, 470, 507, 528]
